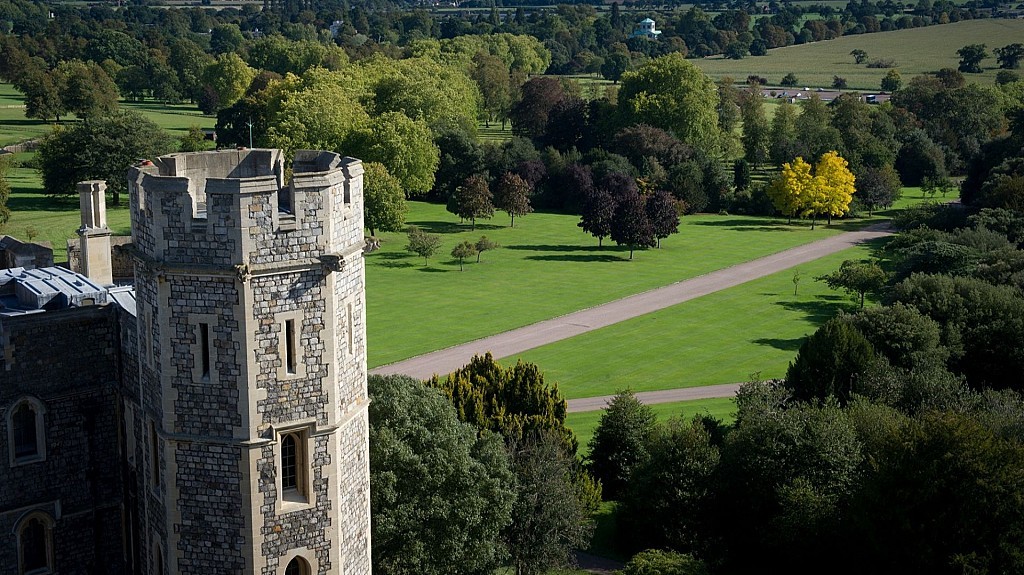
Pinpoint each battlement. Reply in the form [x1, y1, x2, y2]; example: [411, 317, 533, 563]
[128, 149, 364, 273]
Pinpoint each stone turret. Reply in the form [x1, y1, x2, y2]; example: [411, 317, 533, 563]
[127, 149, 370, 575]
[77, 180, 113, 285]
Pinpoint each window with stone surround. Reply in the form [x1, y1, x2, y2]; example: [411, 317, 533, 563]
[7, 397, 46, 466]
[17, 512, 53, 575]
[149, 420, 161, 491]
[285, 556, 311, 575]
[189, 315, 218, 384]
[198, 322, 211, 380]
[278, 428, 311, 507]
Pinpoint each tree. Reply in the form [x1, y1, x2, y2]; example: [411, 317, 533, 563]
[201, 53, 257, 112]
[472, 52, 514, 128]
[448, 174, 494, 230]
[494, 172, 533, 227]
[509, 76, 567, 139]
[769, 100, 799, 167]
[348, 112, 440, 197]
[475, 236, 498, 262]
[646, 190, 681, 248]
[881, 69, 902, 92]
[611, 189, 656, 260]
[19, 65, 64, 122]
[587, 390, 657, 500]
[618, 54, 721, 151]
[740, 91, 770, 167]
[264, 72, 369, 158]
[832, 76, 848, 89]
[55, 60, 119, 120]
[405, 225, 442, 266]
[579, 187, 617, 247]
[368, 374, 514, 575]
[785, 318, 877, 404]
[362, 162, 407, 237]
[817, 259, 887, 308]
[780, 72, 799, 87]
[995, 43, 1024, 69]
[505, 432, 595, 575]
[36, 111, 177, 205]
[619, 417, 721, 554]
[0, 155, 11, 228]
[857, 165, 902, 215]
[850, 49, 869, 64]
[621, 550, 709, 575]
[957, 43, 988, 73]
[601, 51, 631, 84]
[768, 157, 814, 223]
[209, 24, 245, 55]
[808, 151, 857, 227]
[451, 240, 477, 271]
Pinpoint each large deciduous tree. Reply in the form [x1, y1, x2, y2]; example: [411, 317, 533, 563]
[348, 112, 440, 197]
[995, 43, 1024, 69]
[587, 390, 657, 500]
[957, 43, 988, 73]
[493, 172, 533, 227]
[579, 186, 617, 247]
[768, 156, 814, 223]
[36, 111, 177, 205]
[618, 54, 721, 151]
[857, 165, 902, 215]
[448, 174, 494, 230]
[810, 151, 857, 226]
[201, 53, 257, 112]
[362, 162, 407, 237]
[817, 259, 888, 308]
[509, 76, 567, 139]
[646, 190, 681, 248]
[368, 374, 514, 575]
[265, 71, 369, 158]
[610, 188, 656, 260]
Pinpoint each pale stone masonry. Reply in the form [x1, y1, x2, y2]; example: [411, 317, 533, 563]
[0, 148, 371, 575]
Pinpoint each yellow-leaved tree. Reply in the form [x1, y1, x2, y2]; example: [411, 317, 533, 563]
[811, 151, 856, 227]
[768, 151, 856, 229]
[767, 156, 814, 223]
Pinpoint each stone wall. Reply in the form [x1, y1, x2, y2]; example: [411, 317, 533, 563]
[0, 305, 126, 573]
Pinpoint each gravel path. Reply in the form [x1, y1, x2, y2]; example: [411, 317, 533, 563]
[370, 223, 893, 390]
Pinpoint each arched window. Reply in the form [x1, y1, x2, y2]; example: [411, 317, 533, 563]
[7, 398, 45, 465]
[284, 556, 310, 575]
[279, 430, 308, 504]
[17, 513, 53, 574]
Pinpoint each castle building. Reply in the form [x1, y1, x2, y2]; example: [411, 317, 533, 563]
[0, 149, 372, 575]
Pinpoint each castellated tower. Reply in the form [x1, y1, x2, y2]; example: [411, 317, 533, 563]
[127, 149, 371, 575]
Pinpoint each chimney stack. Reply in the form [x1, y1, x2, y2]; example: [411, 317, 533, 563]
[77, 180, 113, 286]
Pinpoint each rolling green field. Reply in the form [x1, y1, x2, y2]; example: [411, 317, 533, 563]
[694, 19, 1024, 90]
[0, 82, 215, 147]
[567, 397, 737, 456]
[510, 241, 881, 399]
[365, 201, 872, 367]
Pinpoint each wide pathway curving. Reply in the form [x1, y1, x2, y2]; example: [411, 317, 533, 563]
[370, 223, 893, 405]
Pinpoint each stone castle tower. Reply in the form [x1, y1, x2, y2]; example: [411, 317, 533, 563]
[127, 149, 371, 574]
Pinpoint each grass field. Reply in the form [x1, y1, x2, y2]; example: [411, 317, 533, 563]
[510, 240, 882, 399]
[365, 201, 876, 367]
[693, 19, 1024, 90]
[567, 397, 737, 456]
[0, 82, 215, 147]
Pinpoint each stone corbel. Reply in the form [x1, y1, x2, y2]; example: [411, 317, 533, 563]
[319, 253, 344, 273]
[234, 263, 252, 283]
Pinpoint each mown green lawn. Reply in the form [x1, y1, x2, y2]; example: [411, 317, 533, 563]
[567, 397, 738, 457]
[366, 201, 874, 367]
[694, 19, 1024, 90]
[511, 241, 883, 399]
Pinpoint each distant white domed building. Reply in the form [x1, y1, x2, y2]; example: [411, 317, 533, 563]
[632, 17, 662, 39]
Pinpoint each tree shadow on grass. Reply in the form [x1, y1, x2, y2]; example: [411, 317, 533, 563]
[417, 266, 450, 273]
[526, 254, 624, 262]
[752, 337, 805, 351]
[369, 252, 417, 269]
[8, 193, 80, 213]
[505, 244, 614, 253]
[411, 220, 504, 234]
[691, 218, 798, 232]
[776, 294, 854, 324]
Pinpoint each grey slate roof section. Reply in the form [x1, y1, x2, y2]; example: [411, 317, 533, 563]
[108, 285, 137, 317]
[0, 267, 109, 315]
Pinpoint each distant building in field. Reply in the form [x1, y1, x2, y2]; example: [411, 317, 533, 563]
[631, 17, 662, 39]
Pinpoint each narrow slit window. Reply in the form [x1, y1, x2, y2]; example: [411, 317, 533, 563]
[150, 421, 160, 489]
[285, 319, 297, 375]
[12, 403, 37, 459]
[199, 323, 210, 379]
[346, 303, 354, 356]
